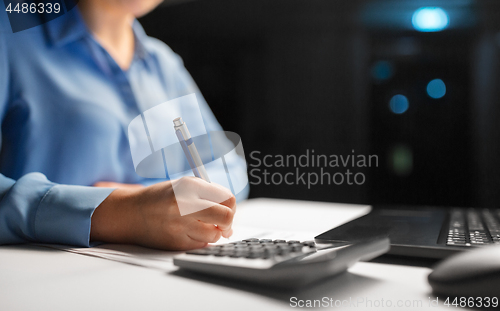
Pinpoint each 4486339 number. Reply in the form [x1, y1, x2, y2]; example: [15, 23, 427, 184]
[444, 297, 498, 308]
[6, 2, 61, 14]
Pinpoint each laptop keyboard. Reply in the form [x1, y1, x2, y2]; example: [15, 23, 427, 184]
[447, 209, 500, 246]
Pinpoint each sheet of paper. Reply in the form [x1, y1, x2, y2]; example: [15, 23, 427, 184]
[40, 198, 370, 270]
[41, 226, 317, 270]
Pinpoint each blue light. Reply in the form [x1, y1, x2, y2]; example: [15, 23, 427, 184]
[427, 79, 446, 99]
[371, 61, 394, 82]
[412, 7, 449, 32]
[389, 95, 409, 114]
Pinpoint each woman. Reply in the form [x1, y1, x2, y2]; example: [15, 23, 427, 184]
[0, 0, 247, 250]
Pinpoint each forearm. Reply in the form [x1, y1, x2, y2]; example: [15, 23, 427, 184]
[90, 188, 138, 244]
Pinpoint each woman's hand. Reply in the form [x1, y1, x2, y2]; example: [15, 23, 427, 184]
[90, 177, 236, 250]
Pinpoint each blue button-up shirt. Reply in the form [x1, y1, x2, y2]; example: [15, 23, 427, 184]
[0, 6, 248, 247]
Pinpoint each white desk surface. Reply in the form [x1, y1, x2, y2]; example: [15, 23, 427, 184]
[0, 198, 453, 311]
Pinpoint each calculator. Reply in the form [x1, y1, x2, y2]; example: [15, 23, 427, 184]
[173, 236, 390, 287]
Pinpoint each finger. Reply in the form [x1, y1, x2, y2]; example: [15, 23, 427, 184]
[217, 225, 232, 238]
[191, 202, 234, 231]
[187, 221, 223, 243]
[191, 178, 235, 208]
[219, 194, 236, 210]
[221, 228, 233, 238]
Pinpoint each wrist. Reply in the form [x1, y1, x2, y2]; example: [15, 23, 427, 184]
[90, 188, 138, 244]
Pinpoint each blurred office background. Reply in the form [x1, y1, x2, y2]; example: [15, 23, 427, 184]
[140, 0, 500, 208]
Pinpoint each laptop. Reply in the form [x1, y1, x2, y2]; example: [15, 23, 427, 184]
[314, 205, 500, 259]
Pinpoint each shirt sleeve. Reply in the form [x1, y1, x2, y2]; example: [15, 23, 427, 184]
[0, 173, 114, 246]
[0, 29, 115, 247]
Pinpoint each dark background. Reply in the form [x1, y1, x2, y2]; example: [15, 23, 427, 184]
[140, 0, 500, 208]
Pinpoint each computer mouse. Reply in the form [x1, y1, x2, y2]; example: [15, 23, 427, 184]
[428, 245, 500, 297]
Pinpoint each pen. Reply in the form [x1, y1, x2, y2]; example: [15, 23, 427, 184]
[173, 117, 211, 182]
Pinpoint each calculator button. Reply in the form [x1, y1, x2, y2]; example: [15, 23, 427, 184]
[287, 240, 301, 244]
[290, 243, 303, 252]
[249, 245, 264, 251]
[243, 238, 259, 242]
[259, 239, 273, 243]
[247, 241, 261, 245]
[302, 241, 316, 247]
[273, 239, 286, 243]
[278, 248, 291, 256]
[215, 250, 235, 257]
[246, 250, 265, 259]
[263, 248, 278, 258]
[264, 247, 278, 253]
[235, 250, 249, 256]
[263, 245, 278, 250]
[231, 242, 247, 246]
[276, 243, 291, 253]
[275, 243, 289, 248]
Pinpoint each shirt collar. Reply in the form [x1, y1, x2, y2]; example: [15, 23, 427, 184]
[44, 7, 88, 47]
[131, 20, 152, 61]
[45, 7, 153, 61]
